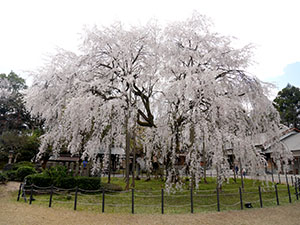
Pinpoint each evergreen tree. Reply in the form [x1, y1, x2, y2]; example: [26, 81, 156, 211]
[273, 84, 300, 129]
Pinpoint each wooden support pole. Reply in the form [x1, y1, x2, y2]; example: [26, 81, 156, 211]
[216, 188, 220, 212]
[161, 189, 164, 214]
[275, 184, 279, 205]
[74, 186, 78, 210]
[239, 187, 243, 210]
[49, 185, 53, 208]
[29, 184, 33, 205]
[190, 188, 194, 213]
[287, 184, 292, 203]
[17, 183, 22, 201]
[102, 190, 105, 213]
[131, 189, 134, 214]
[258, 186, 263, 208]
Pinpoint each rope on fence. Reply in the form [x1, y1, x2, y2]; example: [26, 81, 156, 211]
[78, 188, 102, 193]
[34, 190, 51, 194]
[164, 194, 191, 198]
[105, 203, 131, 207]
[134, 194, 161, 198]
[193, 193, 216, 197]
[77, 202, 101, 206]
[134, 189, 162, 193]
[53, 190, 75, 195]
[32, 184, 52, 189]
[54, 187, 77, 191]
[105, 193, 131, 198]
[194, 189, 216, 193]
[135, 204, 161, 207]
[164, 203, 191, 208]
[219, 193, 239, 197]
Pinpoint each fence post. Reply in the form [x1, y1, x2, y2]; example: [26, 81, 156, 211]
[216, 188, 220, 212]
[161, 189, 164, 214]
[278, 174, 281, 184]
[102, 190, 105, 213]
[29, 184, 33, 205]
[275, 184, 279, 205]
[23, 184, 27, 203]
[295, 182, 299, 200]
[271, 163, 274, 183]
[17, 183, 22, 201]
[49, 185, 53, 208]
[132, 188, 134, 214]
[74, 186, 78, 210]
[190, 187, 193, 214]
[239, 187, 243, 210]
[298, 178, 300, 195]
[258, 186, 263, 208]
[287, 184, 292, 203]
[291, 176, 294, 186]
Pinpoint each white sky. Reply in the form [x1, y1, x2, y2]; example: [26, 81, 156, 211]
[0, 0, 300, 86]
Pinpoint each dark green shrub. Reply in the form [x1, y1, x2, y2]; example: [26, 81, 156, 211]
[26, 174, 52, 187]
[44, 165, 70, 179]
[4, 170, 17, 181]
[13, 161, 35, 170]
[56, 177, 77, 189]
[3, 161, 35, 173]
[25, 173, 103, 190]
[16, 166, 37, 181]
[0, 172, 8, 184]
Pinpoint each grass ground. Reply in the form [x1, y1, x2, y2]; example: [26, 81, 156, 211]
[14, 176, 299, 214]
[1, 182, 300, 225]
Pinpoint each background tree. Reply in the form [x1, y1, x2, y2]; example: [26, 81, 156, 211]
[273, 84, 300, 129]
[0, 71, 30, 133]
[0, 72, 41, 164]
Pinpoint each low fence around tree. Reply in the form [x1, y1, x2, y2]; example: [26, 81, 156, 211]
[17, 176, 300, 214]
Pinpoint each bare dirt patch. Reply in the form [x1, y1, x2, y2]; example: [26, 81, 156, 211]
[1, 182, 300, 225]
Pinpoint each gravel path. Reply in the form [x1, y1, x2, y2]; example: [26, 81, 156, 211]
[1, 182, 300, 225]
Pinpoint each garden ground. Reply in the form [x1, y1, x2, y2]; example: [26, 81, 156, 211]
[1, 182, 300, 225]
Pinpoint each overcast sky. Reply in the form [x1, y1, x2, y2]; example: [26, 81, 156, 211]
[0, 0, 299, 93]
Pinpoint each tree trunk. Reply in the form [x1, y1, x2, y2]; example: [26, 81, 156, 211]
[233, 166, 237, 183]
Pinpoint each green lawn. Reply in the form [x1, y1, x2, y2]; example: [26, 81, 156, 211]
[15, 177, 298, 214]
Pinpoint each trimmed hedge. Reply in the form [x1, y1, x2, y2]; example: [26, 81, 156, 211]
[16, 166, 37, 181]
[26, 174, 103, 190]
[3, 161, 36, 181]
